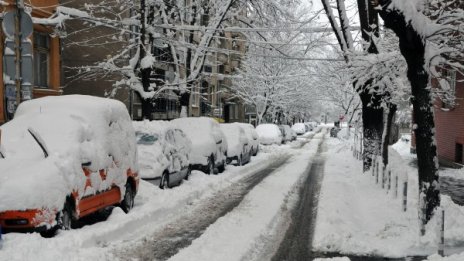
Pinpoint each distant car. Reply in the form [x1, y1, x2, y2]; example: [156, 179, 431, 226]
[304, 122, 314, 132]
[237, 123, 259, 156]
[133, 121, 191, 189]
[330, 127, 341, 137]
[172, 117, 227, 174]
[279, 125, 295, 143]
[220, 123, 251, 166]
[256, 124, 283, 145]
[307, 121, 318, 130]
[0, 95, 139, 236]
[292, 123, 306, 135]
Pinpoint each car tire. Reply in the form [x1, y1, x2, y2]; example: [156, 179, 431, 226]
[59, 203, 73, 231]
[207, 156, 215, 175]
[184, 167, 191, 181]
[121, 183, 135, 213]
[41, 201, 73, 237]
[253, 147, 258, 156]
[159, 172, 170, 189]
[218, 160, 226, 173]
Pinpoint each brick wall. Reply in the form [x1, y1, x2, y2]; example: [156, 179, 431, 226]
[434, 72, 464, 164]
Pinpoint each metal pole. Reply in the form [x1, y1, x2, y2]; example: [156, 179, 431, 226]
[438, 209, 445, 256]
[382, 166, 385, 189]
[395, 175, 398, 198]
[403, 181, 408, 212]
[14, 0, 24, 108]
[388, 170, 391, 191]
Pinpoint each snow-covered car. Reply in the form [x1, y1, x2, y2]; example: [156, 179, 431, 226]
[292, 123, 306, 135]
[133, 120, 191, 189]
[0, 95, 139, 236]
[172, 117, 227, 174]
[304, 122, 313, 132]
[256, 124, 283, 145]
[288, 127, 297, 141]
[220, 123, 251, 166]
[236, 123, 259, 156]
[279, 125, 295, 143]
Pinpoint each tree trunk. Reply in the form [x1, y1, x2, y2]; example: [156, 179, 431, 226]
[378, 2, 440, 223]
[360, 91, 384, 171]
[141, 68, 154, 120]
[137, 0, 153, 120]
[356, 0, 385, 172]
[382, 103, 397, 166]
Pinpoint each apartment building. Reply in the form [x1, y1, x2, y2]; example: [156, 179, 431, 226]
[0, 0, 62, 124]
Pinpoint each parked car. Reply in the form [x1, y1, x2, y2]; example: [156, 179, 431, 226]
[237, 123, 259, 156]
[220, 123, 251, 166]
[172, 117, 227, 174]
[289, 127, 297, 141]
[292, 123, 306, 135]
[279, 125, 295, 143]
[307, 121, 318, 130]
[256, 124, 283, 145]
[133, 120, 191, 189]
[304, 123, 313, 132]
[0, 95, 139, 236]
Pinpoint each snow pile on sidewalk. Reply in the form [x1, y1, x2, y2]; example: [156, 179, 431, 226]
[313, 136, 464, 259]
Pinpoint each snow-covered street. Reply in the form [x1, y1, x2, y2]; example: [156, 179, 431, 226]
[0, 130, 326, 261]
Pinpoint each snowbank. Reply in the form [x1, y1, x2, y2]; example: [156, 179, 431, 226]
[313, 136, 464, 258]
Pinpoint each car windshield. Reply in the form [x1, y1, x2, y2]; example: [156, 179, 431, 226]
[136, 132, 159, 145]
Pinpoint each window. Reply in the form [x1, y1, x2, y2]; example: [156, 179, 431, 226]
[441, 69, 457, 108]
[218, 64, 225, 74]
[192, 85, 200, 107]
[203, 65, 212, 73]
[201, 15, 209, 26]
[33, 32, 49, 88]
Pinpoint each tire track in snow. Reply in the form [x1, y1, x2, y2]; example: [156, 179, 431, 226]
[115, 132, 319, 261]
[271, 133, 327, 261]
[121, 156, 291, 261]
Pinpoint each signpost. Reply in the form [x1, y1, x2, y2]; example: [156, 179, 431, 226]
[2, 0, 34, 121]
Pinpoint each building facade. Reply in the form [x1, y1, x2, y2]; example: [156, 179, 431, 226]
[0, 0, 62, 124]
[434, 70, 464, 166]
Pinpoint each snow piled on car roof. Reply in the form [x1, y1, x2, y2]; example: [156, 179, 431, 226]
[0, 95, 137, 212]
[256, 124, 282, 145]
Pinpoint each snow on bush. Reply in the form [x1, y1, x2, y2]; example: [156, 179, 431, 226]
[256, 124, 283, 145]
[0, 95, 137, 212]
